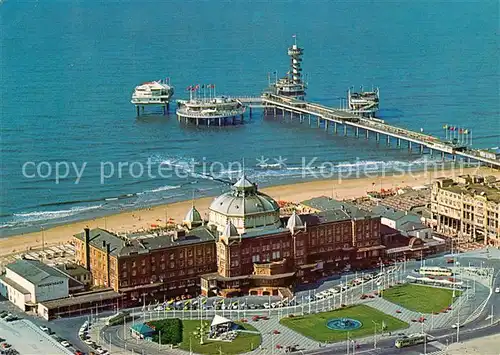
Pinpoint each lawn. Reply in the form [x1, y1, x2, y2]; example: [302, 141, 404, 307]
[178, 320, 261, 355]
[279, 304, 408, 343]
[382, 284, 462, 314]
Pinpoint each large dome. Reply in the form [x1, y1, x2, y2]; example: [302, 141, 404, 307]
[208, 176, 281, 234]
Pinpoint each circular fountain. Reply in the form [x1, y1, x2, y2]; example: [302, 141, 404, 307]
[326, 318, 362, 331]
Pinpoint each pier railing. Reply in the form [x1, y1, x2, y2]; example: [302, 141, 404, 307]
[176, 107, 246, 118]
[261, 94, 499, 168]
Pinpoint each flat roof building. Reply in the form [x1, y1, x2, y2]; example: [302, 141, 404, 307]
[0, 258, 69, 312]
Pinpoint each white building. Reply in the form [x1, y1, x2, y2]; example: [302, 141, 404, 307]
[0, 258, 69, 311]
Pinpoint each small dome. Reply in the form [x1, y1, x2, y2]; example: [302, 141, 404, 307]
[286, 211, 304, 233]
[184, 206, 202, 223]
[222, 221, 239, 238]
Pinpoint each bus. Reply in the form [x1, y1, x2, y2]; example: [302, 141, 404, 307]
[106, 311, 132, 326]
[395, 333, 426, 348]
[417, 266, 453, 277]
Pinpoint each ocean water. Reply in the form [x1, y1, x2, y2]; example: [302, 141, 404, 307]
[1, 0, 499, 236]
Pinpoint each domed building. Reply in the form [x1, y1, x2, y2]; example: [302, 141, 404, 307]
[183, 205, 203, 229]
[208, 175, 281, 234]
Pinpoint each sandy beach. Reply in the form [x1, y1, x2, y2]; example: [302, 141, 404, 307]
[1, 165, 498, 257]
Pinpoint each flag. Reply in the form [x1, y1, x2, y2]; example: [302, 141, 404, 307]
[292, 34, 296, 38]
[443, 124, 448, 129]
[459, 128, 463, 133]
[464, 129, 469, 134]
[201, 84, 205, 89]
[186, 86, 192, 91]
[195, 84, 200, 90]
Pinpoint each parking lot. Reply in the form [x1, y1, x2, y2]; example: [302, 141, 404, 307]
[0, 317, 73, 355]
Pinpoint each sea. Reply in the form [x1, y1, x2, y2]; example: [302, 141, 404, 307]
[1, 0, 499, 237]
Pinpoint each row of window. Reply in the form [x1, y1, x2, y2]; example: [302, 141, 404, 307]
[120, 251, 214, 270]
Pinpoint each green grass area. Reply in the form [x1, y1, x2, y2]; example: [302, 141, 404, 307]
[382, 284, 462, 314]
[178, 320, 261, 355]
[279, 304, 408, 343]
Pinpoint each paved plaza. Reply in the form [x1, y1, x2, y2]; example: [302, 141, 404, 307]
[0, 318, 73, 355]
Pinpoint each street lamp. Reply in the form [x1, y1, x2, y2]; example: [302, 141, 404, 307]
[372, 321, 378, 349]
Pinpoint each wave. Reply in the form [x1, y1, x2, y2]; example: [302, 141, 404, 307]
[243, 156, 444, 180]
[12, 204, 104, 223]
[143, 185, 182, 193]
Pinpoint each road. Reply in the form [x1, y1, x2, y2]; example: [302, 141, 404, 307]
[2, 249, 498, 355]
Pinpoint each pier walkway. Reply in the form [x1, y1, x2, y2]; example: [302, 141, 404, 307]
[234, 94, 499, 169]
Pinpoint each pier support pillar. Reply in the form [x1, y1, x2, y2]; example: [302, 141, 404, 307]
[334, 122, 338, 134]
[162, 105, 166, 115]
[343, 125, 347, 136]
[208, 118, 211, 127]
[141, 106, 145, 114]
[308, 114, 311, 126]
[290, 111, 293, 120]
[420, 144, 424, 154]
[219, 118, 222, 126]
[397, 138, 401, 147]
[274, 107, 277, 117]
[376, 132, 380, 142]
[325, 120, 329, 131]
[317, 117, 321, 128]
[355, 127, 359, 137]
[299, 114, 303, 123]
[442, 151, 446, 161]
[282, 109, 285, 118]
[408, 141, 412, 152]
[241, 114, 244, 123]
[430, 148, 433, 156]
[365, 130, 369, 139]
[386, 135, 390, 146]
[452, 154, 456, 162]
[196, 118, 199, 126]
[136, 106, 140, 116]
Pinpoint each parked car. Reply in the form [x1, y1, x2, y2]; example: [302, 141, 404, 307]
[495, 287, 499, 293]
[40, 325, 50, 332]
[60, 340, 71, 347]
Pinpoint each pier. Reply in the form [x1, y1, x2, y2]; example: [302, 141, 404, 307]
[131, 79, 174, 116]
[251, 93, 499, 168]
[231, 36, 499, 169]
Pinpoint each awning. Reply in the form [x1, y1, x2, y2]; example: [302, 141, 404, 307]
[211, 315, 232, 327]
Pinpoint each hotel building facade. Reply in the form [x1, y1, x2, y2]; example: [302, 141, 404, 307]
[73, 176, 384, 304]
[430, 175, 500, 247]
